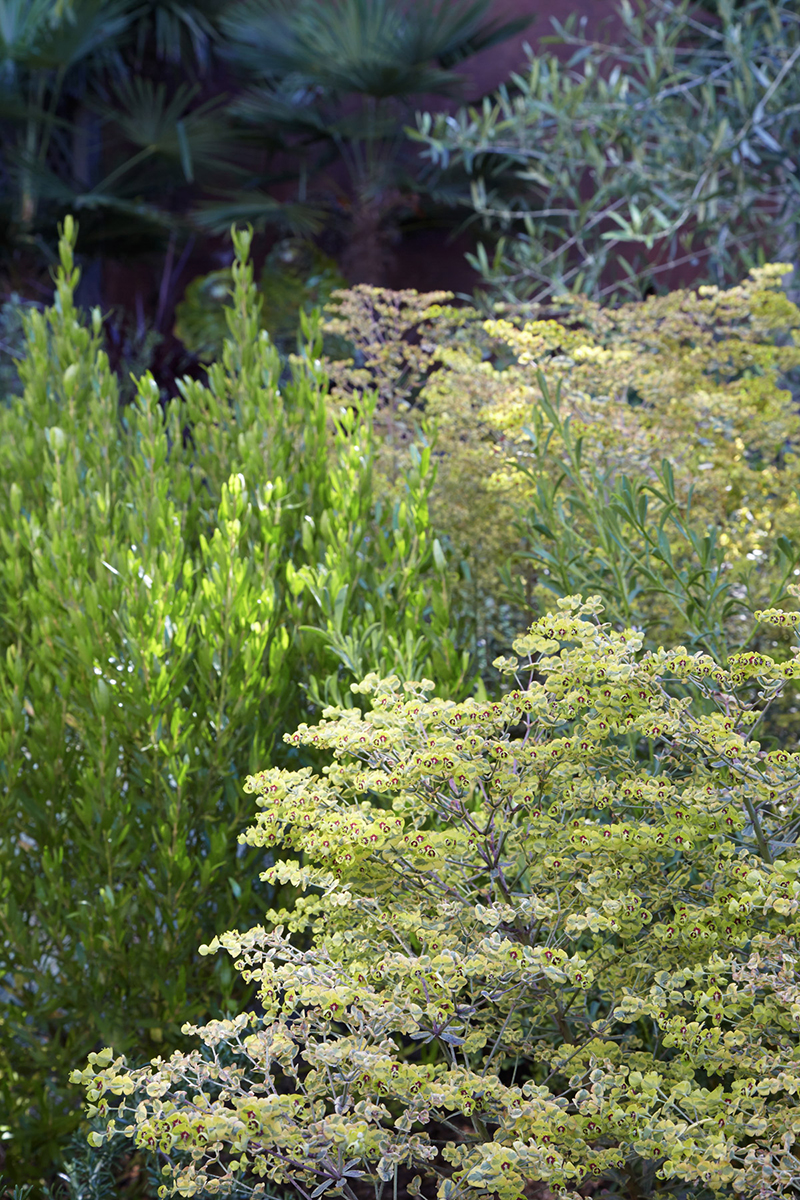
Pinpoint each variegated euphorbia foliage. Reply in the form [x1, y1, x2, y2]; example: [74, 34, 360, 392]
[73, 597, 800, 1200]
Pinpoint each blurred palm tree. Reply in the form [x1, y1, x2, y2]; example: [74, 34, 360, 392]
[127, 0, 229, 72]
[0, 0, 252, 274]
[0, 0, 130, 233]
[211, 0, 531, 282]
[0, 0, 530, 296]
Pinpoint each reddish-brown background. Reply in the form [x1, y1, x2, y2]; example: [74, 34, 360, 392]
[455, 0, 624, 99]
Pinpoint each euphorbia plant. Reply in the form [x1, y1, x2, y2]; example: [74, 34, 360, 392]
[318, 268, 800, 671]
[73, 596, 800, 1200]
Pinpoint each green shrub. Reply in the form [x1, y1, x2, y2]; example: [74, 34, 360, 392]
[0, 218, 471, 1186]
[74, 595, 800, 1200]
[321, 271, 800, 666]
[320, 286, 533, 678]
[448, 269, 800, 660]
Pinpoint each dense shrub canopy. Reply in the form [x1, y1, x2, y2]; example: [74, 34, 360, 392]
[423, 265, 800, 656]
[320, 268, 800, 668]
[7, 229, 800, 1193]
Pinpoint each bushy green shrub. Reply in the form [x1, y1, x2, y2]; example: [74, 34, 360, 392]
[0, 219, 471, 1186]
[74, 595, 800, 1200]
[320, 269, 800, 663]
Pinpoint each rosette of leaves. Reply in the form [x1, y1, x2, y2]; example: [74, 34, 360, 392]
[174, 237, 347, 361]
[74, 595, 800, 1200]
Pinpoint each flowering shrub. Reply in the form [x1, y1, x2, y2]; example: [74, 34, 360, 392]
[73, 596, 800, 1200]
[323, 267, 800, 660]
[469, 265, 800, 655]
[476, 264, 800, 552]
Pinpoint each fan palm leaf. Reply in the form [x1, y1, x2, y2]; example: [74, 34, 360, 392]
[0, 0, 63, 66]
[192, 190, 326, 235]
[24, 0, 133, 71]
[221, 0, 530, 98]
[129, 0, 228, 71]
[230, 86, 399, 142]
[95, 77, 234, 182]
[210, 0, 531, 283]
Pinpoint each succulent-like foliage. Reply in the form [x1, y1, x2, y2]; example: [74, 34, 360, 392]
[74, 596, 800, 1200]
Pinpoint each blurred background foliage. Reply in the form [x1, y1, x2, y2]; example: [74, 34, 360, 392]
[4, 0, 799, 338]
[0, 0, 528, 288]
[414, 0, 800, 306]
[173, 237, 347, 360]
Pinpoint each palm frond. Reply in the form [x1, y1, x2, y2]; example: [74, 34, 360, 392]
[0, 0, 62, 65]
[193, 190, 326, 235]
[0, 82, 67, 122]
[230, 86, 398, 141]
[413, 0, 532, 70]
[27, 0, 133, 71]
[95, 77, 236, 181]
[221, 0, 526, 99]
[73, 191, 178, 225]
[132, 0, 227, 70]
[0, 149, 180, 231]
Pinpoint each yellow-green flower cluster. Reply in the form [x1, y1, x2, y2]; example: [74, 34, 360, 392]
[485, 269, 800, 520]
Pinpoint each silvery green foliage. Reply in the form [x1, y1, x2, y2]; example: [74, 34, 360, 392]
[413, 0, 800, 304]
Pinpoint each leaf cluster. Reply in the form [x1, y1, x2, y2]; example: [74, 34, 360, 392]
[472, 266, 800, 660]
[412, 0, 800, 304]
